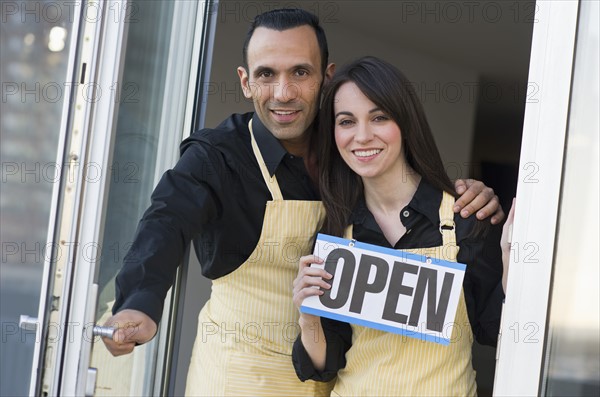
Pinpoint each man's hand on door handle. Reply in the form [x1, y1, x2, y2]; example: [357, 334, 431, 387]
[101, 309, 158, 356]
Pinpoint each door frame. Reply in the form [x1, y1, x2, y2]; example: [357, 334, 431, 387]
[493, 0, 580, 394]
[29, 0, 113, 394]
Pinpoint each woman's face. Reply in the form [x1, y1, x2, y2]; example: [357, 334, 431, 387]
[333, 82, 405, 182]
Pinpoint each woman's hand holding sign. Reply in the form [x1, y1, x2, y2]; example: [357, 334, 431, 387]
[293, 255, 332, 371]
[293, 255, 332, 308]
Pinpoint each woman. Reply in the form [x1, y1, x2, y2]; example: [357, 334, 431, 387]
[292, 56, 515, 396]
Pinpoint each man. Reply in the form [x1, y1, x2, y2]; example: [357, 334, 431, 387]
[103, 9, 503, 395]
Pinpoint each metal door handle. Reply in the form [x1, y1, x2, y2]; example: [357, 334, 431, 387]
[92, 325, 116, 338]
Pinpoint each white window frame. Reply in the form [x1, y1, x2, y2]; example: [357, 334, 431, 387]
[29, 0, 109, 394]
[493, 0, 580, 395]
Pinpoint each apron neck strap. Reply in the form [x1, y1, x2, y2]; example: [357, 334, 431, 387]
[344, 224, 353, 240]
[439, 191, 457, 247]
[248, 119, 284, 201]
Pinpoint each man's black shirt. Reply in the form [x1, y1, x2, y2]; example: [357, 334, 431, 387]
[114, 113, 318, 324]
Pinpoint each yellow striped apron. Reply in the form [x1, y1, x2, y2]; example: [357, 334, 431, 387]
[332, 192, 476, 396]
[185, 120, 334, 396]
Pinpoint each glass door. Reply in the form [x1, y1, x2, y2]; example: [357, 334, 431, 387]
[23, 1, 212, 395]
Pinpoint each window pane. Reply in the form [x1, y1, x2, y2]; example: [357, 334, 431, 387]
[543, 1, 600, 395]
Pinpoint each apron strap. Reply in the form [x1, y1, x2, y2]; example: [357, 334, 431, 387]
[248, 119, 284, 201]
[344, 224, 353, 240]
[439, 191, 458, 248]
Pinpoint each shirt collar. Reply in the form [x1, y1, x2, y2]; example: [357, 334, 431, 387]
[251, 115, 287, 177]
[409, 178, 445, 227]
[350, 178, 444, 228]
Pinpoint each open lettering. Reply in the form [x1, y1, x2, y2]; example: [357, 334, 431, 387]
[319, 248, 455, 333]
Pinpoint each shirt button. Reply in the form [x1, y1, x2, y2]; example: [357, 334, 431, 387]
[403, 210, 410, 217]
[289, 155, 295, 159]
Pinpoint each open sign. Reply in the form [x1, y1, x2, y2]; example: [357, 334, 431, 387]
[300, 234, 466, 345]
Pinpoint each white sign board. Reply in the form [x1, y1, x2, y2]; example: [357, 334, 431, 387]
[300, 234, 466, 345]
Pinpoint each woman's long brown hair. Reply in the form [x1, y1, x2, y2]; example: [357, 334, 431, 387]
[318, 56, 458, 237]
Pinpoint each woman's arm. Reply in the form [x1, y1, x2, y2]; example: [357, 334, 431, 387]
[501, 198, 516, 292]
[292, 255, 352, 382]
[458, 221, 504, 346]
[292, 255, 331, 370]
[459, 198, 516, 346]
[292, 317, 352, 382]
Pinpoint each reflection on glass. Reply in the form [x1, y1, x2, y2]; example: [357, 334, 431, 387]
[543, 1, 600, 395]
[0, 3, 72, 396]
[88, 1, 200, 395]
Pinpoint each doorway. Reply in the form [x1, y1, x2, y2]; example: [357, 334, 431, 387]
[172, 1, 534, 395]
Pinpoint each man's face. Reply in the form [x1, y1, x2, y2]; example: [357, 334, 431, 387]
[238, 26, 333, 152]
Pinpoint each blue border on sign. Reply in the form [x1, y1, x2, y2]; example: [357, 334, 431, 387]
[316, 233, 466, 271]
[300, 306, 450, 346]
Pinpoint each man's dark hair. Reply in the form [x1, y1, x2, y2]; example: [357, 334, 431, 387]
[242, 8, 329, 75]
